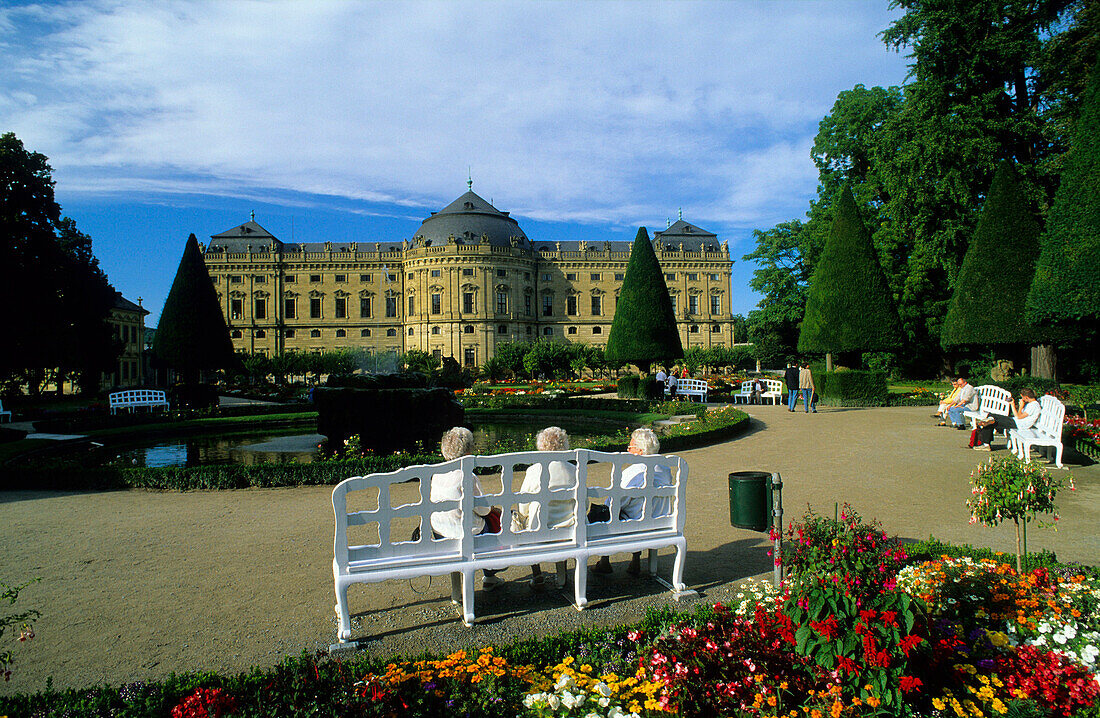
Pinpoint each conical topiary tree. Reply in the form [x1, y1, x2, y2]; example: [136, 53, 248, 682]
[798, 184, 902, 366]
[1027, 54, 1100, 378]
[605, 227, 683, 372]
[153, 233, 237, 382]
[942, 160, 1042, 349]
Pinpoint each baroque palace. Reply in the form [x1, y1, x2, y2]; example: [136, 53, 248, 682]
[201, 186, 735, 368]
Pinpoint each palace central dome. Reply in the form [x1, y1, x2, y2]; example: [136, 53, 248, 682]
[413, 189, 532, 249]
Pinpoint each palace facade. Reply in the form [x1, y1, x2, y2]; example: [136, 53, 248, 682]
[201, 188, 735, 368]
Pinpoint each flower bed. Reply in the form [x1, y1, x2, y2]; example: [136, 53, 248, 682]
[1064, 415, 1100, 459]
[4, 522, 1096, 717]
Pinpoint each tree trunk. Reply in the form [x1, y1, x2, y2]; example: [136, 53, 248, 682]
[825, 353, 833, 372]
[1014, 518, 1022, 573]
[1031, 345, 1056, 380]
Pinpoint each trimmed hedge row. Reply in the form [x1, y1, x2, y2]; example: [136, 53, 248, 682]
[616, 375, 664, 399]
[33, 404, 314, 435]
[817, 370, 888, 406]
[459, 395, 654, 412]
[0, 453, 441, 492]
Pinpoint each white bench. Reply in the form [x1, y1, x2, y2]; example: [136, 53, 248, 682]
[108, 389, 170, 415]
[964, 385, 1013, 444]
[0, 400, 11, 423]
[332, 449, 691, 643]
[1010, 394, 1066, 468]
[673, 378, 709, 402]
[734, 379, 783, 405]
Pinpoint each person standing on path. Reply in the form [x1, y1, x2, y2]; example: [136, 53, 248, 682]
[798, 362, 816, 413]
[666, 371, 678, 398]
[784, 362, 800, 412]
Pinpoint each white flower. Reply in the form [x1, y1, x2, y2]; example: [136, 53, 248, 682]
[1064, 624, 1078, 640]
[556, 673, 575, 689]
[562, 691, 582, 709]
[598, 696, 610, 707]
[546, 694, 561, 710]
[585, 713, 601, 718]
[1054, 632, 1068, 645]
[1038, 621, 1051, 634]
[594, 682, 612, 698]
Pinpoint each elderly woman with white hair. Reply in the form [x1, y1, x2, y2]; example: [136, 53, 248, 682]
[510, 426, 576, 589]
[429, 427, 502, 590]
[590, 427, 674, 576]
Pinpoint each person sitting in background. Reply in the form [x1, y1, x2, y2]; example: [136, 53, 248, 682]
[429, 427, 502, 590]
[750, 376, 765, 405]
[943, 376, 977, 428]
[511, 426, 575, 590]
[590, 428, 674, 576]
[973, 388, 1042, 451]
[934, 379, 961, 421]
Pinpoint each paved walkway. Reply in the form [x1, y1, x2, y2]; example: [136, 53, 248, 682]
[1, 404, 1096, 694]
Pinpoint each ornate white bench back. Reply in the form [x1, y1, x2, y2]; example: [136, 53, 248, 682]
[580, 450, 685, 541]
[974, 385, 1012, 416]
[1036, 395, 1065, 438]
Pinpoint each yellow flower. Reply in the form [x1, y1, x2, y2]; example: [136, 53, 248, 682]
[933, 697, 946, 710]
[867, 695, 881, 708]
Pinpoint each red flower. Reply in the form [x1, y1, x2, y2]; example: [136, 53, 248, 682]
[810, 615, 840, 641]
[836, 655, 860, 676]
[899, 675, 922, 693]
[880, 610, 897, 626]
[859, 609, 877, 622]
[899, 634, 924, 656]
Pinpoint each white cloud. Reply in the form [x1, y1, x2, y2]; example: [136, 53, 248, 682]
[1, 0, 907, 230]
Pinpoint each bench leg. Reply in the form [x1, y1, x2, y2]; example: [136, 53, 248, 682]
[647, 548, 659, 576]
[460, 570, 475, 626]
[671, 544, 687, 593]
[335, 583, 352, 642]
[1054, 443, 1064, 469]
[450, 572, 461, 606]
[573, 560, 588, 610]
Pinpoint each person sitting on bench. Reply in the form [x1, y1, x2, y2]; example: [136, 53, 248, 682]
[973, 389, 1041, 451]
[511, 426, 575, 589]
[590, 427, 674, 576]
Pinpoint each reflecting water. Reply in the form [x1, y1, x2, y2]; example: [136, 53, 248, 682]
[97, 416, 633, 469]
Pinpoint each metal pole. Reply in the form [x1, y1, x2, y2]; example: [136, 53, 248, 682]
[772, 472, 783, 588]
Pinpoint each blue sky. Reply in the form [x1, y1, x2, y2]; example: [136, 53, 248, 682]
[1, 0, 911, 326]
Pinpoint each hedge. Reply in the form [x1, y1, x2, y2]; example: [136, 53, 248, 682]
[314, 387, 462, 454]
[459, 395, 654, 412]
[616, 375, 663, 399]
[817, 370, 888, 406]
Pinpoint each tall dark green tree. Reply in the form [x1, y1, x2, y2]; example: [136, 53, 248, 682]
[0, 132, 117, 394]
[605, 227, 682, 372]
[798, 185, 903, 366]
[1027, 53, 1100, 377]
[941, 161, 1042, 352]
[153, 234, 236, 381]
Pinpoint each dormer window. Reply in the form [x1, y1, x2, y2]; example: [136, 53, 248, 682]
[464, 201, 474, 209]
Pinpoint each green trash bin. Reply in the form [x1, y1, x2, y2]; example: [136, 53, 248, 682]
[729, 471, 774, 532]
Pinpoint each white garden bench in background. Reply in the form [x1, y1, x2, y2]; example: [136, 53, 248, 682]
[1010, 394, 1066, 468]
[734, 379, 783, 405]
[108, 389, 170, 415]
[674, 378, 709, 402]
[331, 449, 692, 645]
[0, 400, 11, 423]
[963, 385, 1013, 444]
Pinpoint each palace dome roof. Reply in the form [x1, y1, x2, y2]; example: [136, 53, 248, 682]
[414, 190, 532, 249]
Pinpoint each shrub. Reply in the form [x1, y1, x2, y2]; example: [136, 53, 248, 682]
[314, 387, 462, 454]
[616, 375, 638, 398]
[817, 369, 888, 406]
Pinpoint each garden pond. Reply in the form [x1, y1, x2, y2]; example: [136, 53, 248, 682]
[72, 414, 638, 469]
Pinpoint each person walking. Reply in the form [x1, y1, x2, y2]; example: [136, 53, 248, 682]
[798, 362, 816, 413]
[784, 362, 800, 412]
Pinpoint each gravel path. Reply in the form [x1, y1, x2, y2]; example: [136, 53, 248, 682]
[2, 404, 1097, 695]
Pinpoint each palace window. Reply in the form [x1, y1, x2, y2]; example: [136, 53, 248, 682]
[689, 325, 699, 334]
[335, 274, 346, 283]
[526, 326, 533, 335]
[386, 328, 397, 337]
[310, 297, 322, 318]
[709, 273, 720, 281]
[255, 275, 267, 284]
[464, 325, 474, 334]
[386, 272, 397, 282]
[590, 273, 600, 281]
[591, 296, 602, 316]
[496, 269, 506, 277]
[670, 296, 677, 313]
[711, 324, 721, 333]
[336, 329, 346, 338]
[687, 273, 698, 281]
[285, 274, 296, 283]
[311, 329, 321, 338]
[566, 273, 577, 281]
[464, 348, 476, 367]
[407, 272, 415, 280]
[567, 295, 577, 316]
[543, 294, 554, 316]
[431, 269, 441, 278]
[542, 272, 551, 281]
[431, 326, 440, 335]
[710, 295, 721, 314]
[360, 273, 371, 282]
[615, 273, 624, 281]
[408, 328, 414, 336]
[543, 327, 553, 335]
[284, 299, 296, 319]
[211, 276, 219, 284]
[524, 294, 532, 316]
[592, 326, 602, 334]
[335, 297, 347, 319]
[361, 329, 371, 337]
[664, 273, 675, 281]
[385, 296, 397, 317]
[568, 326, 577, 335]
[254, 298, 266, 319]
[360, 297, 372, 318]
[229, 275, 242, 284]
[688, 295, 699, 315]
[463, 268, 474, 276]
[524, 272, 530, 280]
[498, 325, 507, 334]
[231, 329, 242, 338]
[230, 299, 243, 320]
[496, 291, 507, 314]
[463, 292, 474, 314]
[431, 293, 442, 314]
[432, 349, 442, 361]
[407, 296, 415, 315]
[310, 274, 321, 283]
[285, 329, 296, 338]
